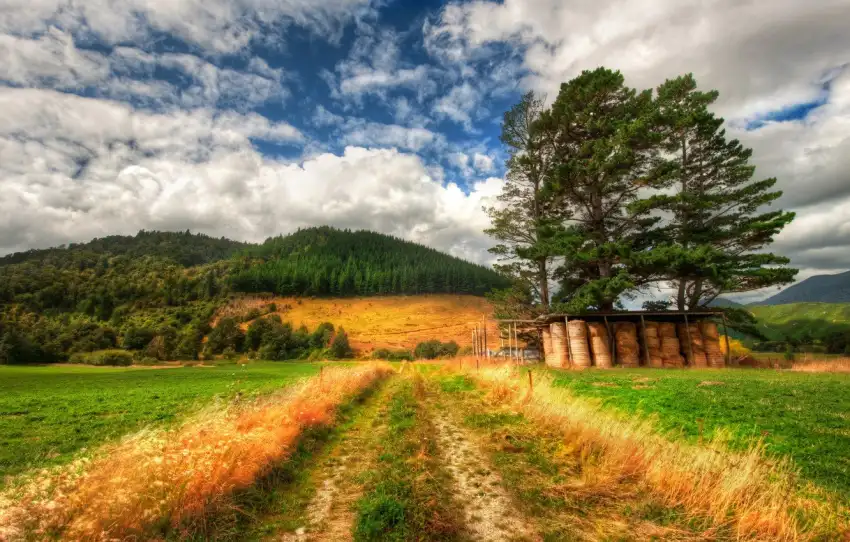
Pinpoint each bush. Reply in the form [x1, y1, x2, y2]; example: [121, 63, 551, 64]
[414, 340, 459, 360]
[69, 349, 133, 366]
[330, 327, 353, 359]
[371, 348, 414, 361]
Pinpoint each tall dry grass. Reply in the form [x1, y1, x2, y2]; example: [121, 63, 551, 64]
[791, 358, 850, 373]
[461, 363, 846, 540]
[0, 363, 393, 541]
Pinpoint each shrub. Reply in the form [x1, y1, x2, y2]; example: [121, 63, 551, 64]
[371, 348, 414, 361]
[69, 349, 133, 366]
[330, 327, 354, 359]
[414, 340, 459, 360]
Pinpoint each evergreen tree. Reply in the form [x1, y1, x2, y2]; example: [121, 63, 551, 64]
[486, 92, 558, 309]
[648, 74, 797, 309]
[541, 68, 667, 310]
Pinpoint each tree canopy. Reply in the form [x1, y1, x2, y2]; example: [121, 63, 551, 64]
[487, 68, 796, 318]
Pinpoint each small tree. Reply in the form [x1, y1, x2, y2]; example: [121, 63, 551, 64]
[330, 327, 353, 359]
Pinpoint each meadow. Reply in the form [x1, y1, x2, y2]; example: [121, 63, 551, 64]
[0, 362, 320, 481]
[545, 367, 850, 497]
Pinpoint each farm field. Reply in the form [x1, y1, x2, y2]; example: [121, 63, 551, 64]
[2, 363, 849, 540]
[220, 294, 498, 352]
[0, 362, 320, 481]
[545, 367, 850, 497]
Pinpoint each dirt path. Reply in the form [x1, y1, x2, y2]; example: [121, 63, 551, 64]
[268, 377, 398, 542]
[425, 393, 539, 542]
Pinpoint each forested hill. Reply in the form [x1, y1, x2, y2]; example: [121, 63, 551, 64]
[754, 270, 850, 305]
[0, 230, 248, 268]
[229, 227, 509, 296]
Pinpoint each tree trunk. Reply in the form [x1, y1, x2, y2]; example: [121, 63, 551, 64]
[539, 259, 550, 308]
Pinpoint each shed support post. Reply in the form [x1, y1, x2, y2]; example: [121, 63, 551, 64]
[684, 313, 694, 367]
[565, 316, 573, 368]
[721, 313, 732, 367]
[604, 315, 615, 366]
[640, 314, 650, 367]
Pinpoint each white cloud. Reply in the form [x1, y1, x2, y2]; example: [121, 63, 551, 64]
[341, 120, 446, 153]
[0, 0, 376, 54]
[433, 82, 480, 130]
[312, 105, 345, 127]
[0, 88, 500, 263]
[472, 152, 495, 172]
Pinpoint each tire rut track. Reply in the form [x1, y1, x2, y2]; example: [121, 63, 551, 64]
[424, 391, 539, 542]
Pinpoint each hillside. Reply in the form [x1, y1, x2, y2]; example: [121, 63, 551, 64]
[229, 226, 509, 297]
[0, 230, 248, 268]
[221, 294, 499, 352]
[749, 303, 850, 343]
[0, 227, 507, 364]
[756, 270, 850, 305]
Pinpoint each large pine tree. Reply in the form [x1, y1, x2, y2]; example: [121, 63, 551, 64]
[541, 68, 667, 311]
[648, 74, 797, 309]
[485, 92, 558, 309]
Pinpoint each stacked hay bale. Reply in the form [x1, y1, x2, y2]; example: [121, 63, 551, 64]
[568, 320, 592, 368]
[550, 322, 569, 368]
[542, 326, 555, 367]
[699, 321, 726, 368]
[678, 323, 708, 367]
[587, 322, 613, 368]
[642, 321, 664, 368]
[659, 323, 685, 368]
[614, 322, 641, 368]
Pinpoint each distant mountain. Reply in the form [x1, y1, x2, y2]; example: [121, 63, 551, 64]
[708, 297, 745, 309]
[755, 270, 850, 305]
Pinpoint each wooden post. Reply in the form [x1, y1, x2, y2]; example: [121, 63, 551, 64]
[604, 315, 615, 366]
[319, 365, 324, 389]
[565, 316, 574, 368]
[721, 313, 732, 366]
[536, 327, 542, 364]
[472, 329, 477, 358]
[528, 370, 533, 394]
[684, 313, 694, 367]
[482, 317, 489, 359]
[640, 314, 650, 367]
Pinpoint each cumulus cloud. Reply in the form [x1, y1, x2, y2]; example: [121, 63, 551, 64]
[0, 88, 500, 263]
[433, 82, 481, 130]
[427, 0, 850, 283]
[1, 0, 376, 53]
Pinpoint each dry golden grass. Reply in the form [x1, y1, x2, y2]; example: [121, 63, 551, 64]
[0, 363, 393, 541]
[453, 360, 847, 540]
[219, 295, 498, 352]
[791, 358, 850, 373]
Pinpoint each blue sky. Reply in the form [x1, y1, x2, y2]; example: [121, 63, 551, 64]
[1, 0, 850, 300]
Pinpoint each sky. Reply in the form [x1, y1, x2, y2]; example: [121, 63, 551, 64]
[1, 0, 849, 302]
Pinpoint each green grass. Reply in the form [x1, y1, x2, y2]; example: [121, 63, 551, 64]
[0, 362, 321, 482]
[354, 377, 462, 541]
[545, 367, 850, 498]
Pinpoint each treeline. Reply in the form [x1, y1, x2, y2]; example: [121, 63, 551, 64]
[207, 316, 354, 361]
[488, 68, 796, 322]
[229, 227, 509, 297]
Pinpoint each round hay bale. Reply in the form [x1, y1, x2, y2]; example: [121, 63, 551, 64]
[568, 320, 591, 367]
[590, 336, 613, 368]
[614, 322, 640, 367]
[646, 336, 661, 349]
[699, 321, 720, 339]
[658, 322, 677, 338]
[648, 355, 664, 368]
[587, 322, 607, 338]
[550, 322, 569, 368]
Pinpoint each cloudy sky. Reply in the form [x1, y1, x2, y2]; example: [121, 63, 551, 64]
[1, 0, 848, 300]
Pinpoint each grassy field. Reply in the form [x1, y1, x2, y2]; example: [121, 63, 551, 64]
[545, 367, 850, 497]
[0, 362, 320, 481]
[219, 294, 496, 353]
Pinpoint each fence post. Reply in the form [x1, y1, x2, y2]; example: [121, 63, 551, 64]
[528, 370, 533, 394]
